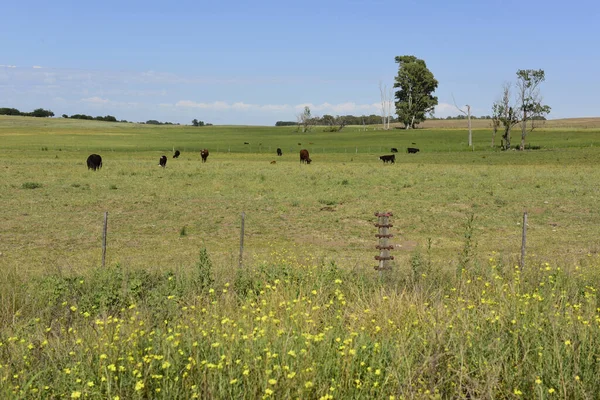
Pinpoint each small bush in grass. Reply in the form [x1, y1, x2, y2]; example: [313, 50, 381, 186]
[318, 199, 337, 206]
[22, 182, 42, 189]
[179, 226, 187, 236]
[192, 247, 214, 292]
[109, 184, 118, 190]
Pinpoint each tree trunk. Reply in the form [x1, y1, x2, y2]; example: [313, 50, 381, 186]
[520, 117, 527, 151]
[492, 125, 497, 148]
[467, 106, 472, 147]
[503, 126, 511, 150]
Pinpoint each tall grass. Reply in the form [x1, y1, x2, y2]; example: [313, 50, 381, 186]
[2, 116, 600, 397]
[1, 247, 599, 398]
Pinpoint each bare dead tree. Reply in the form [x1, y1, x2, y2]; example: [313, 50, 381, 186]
[379, 82, 393, 129]
[491, 101, 501, 148]
[296, 106, 316, 133]
[452, 94, 472, 147]
[497, 83, 520, 150]
[387, 86, 394, 129]
[336, 116, 347, 132]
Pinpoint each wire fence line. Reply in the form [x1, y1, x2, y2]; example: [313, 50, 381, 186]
[3, 209, 376, 273]
[20, 144, 409, 155]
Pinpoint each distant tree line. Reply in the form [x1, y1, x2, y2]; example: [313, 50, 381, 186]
[276, 114, 397, 127]
[145, 120, 181, 125]
[0, 107, 55, 117]
[191, 119, 212, 127]
[63, 114, 123, 122]
[429, 115, 546, 121]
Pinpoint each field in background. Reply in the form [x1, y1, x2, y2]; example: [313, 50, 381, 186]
[419, 117, 600, 130]
[2, 115, 600, 276]
[2, 116, 600, 398]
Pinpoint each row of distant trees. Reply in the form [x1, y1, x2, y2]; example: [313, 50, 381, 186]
[429, 115, 546, 121]
[191, 119, 212, 126]
[63, 114, 121, 122]
[0, 108, 55, 117]
[276, 114, 398, 129]
[0, 107, 190, 125]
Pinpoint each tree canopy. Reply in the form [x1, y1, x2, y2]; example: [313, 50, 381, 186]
[393, 55, 438, 129]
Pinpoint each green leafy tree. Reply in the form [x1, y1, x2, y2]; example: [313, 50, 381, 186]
[0, 108, 22, 115]
[393, 55, 439, 129]
[30, 108, 54, 117]
[516, 69, 550, 150]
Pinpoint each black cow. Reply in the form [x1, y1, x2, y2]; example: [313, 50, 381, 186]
[380, 154, 395, 164]
[300, 149, 311, 164]
[407, 147, 420, 154]
[277, 148, 282, 156]
[159, 155, 167, 168]
[391, 148, 398, 153]
[200, 149, 209, 162]
[173, 150, 181, 158]
[86, 154, 102, 171]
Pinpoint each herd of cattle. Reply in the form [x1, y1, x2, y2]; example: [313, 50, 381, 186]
[86, 146, 419, 171]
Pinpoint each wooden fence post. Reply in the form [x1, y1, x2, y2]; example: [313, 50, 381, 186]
[520, 211, 528, 269]
[239, 212, 245, 268]
[102, 211, 108, 268]
[374, 212, 394, 272]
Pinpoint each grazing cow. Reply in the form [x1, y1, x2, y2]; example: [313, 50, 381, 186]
[277, 148, 282, 156]
[200, 149, 209, 162]
[379, 154, 395, 164]
[270, 160, 276, 164]
[300, 149, 312, 164]
[407, 147, 420, 154]
[391, 148, 398, 153]
[86, 154, 102, 171]
[159, 155, 167, 168]
[173, 150, 181, 158]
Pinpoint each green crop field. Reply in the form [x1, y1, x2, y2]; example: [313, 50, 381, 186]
[1, 115, 600, 398]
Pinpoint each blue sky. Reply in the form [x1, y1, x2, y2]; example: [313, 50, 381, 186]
[1, 0, 599, 125]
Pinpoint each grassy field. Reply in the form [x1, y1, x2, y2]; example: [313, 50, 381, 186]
[1, 115, 600, 398]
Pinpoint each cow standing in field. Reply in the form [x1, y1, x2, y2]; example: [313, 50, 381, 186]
[300, 149, 311, 164]
[159, 156, 167, 168]
[379, 154, 395, 164]
[407, 147, 420, 154]
[200, 149, 209, 162]
[391, 148, 398, 153]
[277, 148, 282, 156]
[173, 150, 181, 158]
[86, 154, 102, 171]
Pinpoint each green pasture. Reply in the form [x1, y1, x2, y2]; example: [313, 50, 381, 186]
[1, 115, 600, 276]
[3, 115, 600, 154]
[2, 116, 600, 398]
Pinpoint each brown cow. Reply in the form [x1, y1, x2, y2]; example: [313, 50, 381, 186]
[300, 149, 311, 164]
[200, 149, 209, 162]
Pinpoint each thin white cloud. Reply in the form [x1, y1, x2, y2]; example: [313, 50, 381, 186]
[434, 102, 457, 117]
[80, 96, 110, 104]
[0, 65, 17, 68]
[33, 65, 43, 69]
[174, 100, 380, 114]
